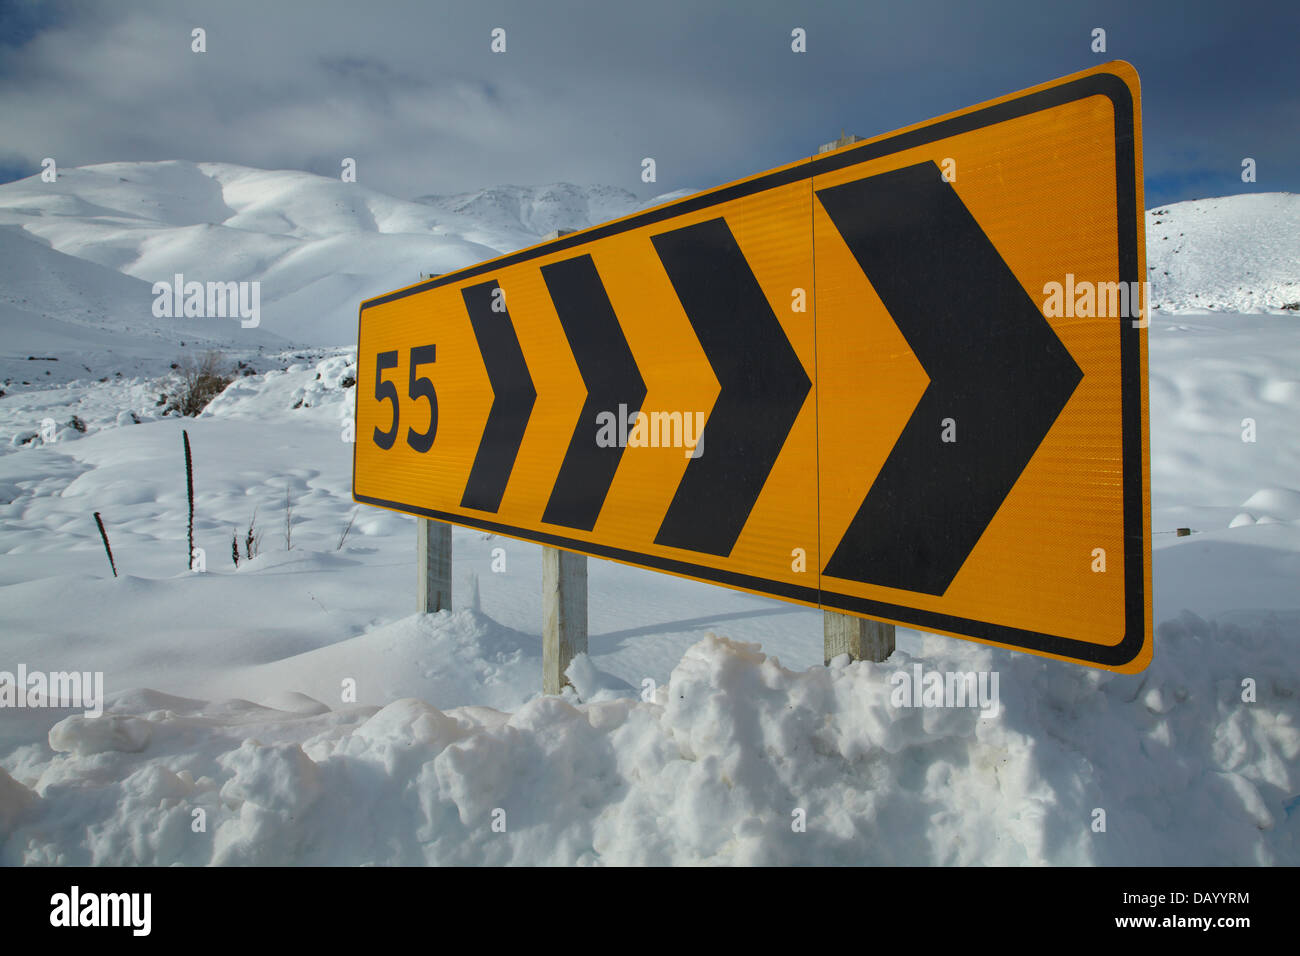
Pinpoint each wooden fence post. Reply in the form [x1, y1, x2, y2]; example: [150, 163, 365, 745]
[418, 517, 452, 613]
[824, 611, 895, 665]
[543, 547, 588, 694]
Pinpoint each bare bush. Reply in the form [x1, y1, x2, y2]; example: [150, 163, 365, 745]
[163, 351, 234, 417]
[244, 507, 261, 561]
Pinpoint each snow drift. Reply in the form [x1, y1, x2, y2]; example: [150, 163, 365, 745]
[1, 614, 1295, 865]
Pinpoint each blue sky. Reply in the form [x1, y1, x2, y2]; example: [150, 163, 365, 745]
[0, 0, 1296, 206]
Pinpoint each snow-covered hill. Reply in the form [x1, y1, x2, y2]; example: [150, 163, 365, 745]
[413, 182, 645, 240]
[0, 222, 288, 387]
[0, 162, 653, 352]
[1146, 193, 1300, 313]
[2, 162, 1294, 371]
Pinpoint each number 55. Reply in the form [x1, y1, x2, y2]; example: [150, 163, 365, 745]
[372, 345, 438, 452]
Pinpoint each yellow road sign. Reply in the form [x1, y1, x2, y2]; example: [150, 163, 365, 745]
[355, 60, 1151, 672]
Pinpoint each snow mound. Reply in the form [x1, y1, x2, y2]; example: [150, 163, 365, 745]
[1240, 488, 1300, 522]
[0, 767, 37, 837]
[4, 625, 1296, 865]
[49, 715, 152, 755]
[562, 652, 638, 703]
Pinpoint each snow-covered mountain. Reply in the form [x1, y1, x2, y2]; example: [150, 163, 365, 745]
[0, 162, 657, 363]
[0, 221, 288, 387]
[8, 162, 1290, 476]
[2, 161, 1294, 383]
[413, 182, 646, 240]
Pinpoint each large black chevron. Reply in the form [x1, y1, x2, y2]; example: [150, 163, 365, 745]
[540, 255, 647, 531]
[650, 218, 811, 556]
[817, 161, 1083, 595]
[460, 279, 536, 513]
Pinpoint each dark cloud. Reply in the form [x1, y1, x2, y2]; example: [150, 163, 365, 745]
[0, 0, 1296, 205]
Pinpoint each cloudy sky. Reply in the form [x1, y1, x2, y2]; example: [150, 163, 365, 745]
[0, 0, 1296, 206]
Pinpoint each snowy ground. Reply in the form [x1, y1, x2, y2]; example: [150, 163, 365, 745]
[0, 168, 1296, 865]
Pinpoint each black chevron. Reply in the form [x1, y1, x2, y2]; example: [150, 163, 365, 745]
[816, 161, 1083, 595]
[540, 255, 647, 531]
[650, 217, 811, 556]
[459, 279, 536, 513]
